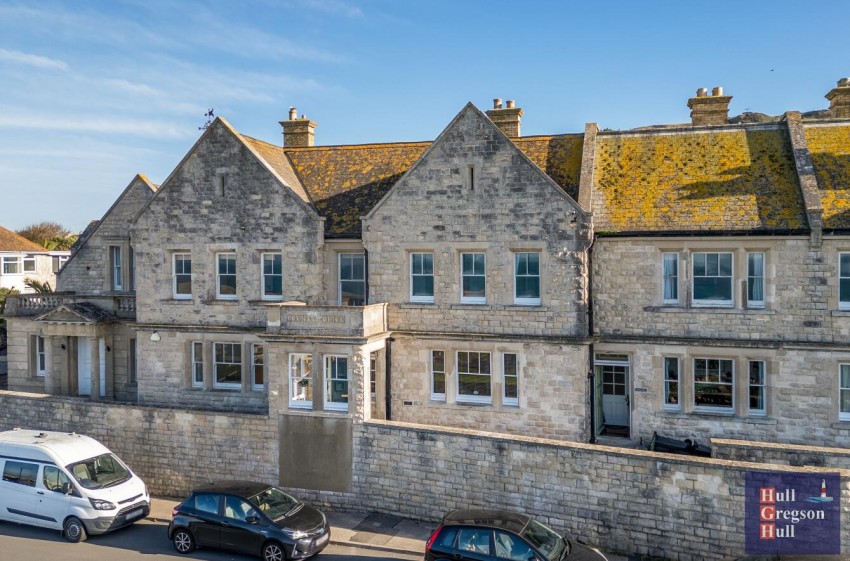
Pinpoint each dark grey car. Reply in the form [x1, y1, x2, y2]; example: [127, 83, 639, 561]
[167, 481, 329, 561]
[425, 509, 608, 561]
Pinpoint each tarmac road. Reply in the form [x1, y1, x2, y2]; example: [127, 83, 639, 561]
[0, 518, 421, 561]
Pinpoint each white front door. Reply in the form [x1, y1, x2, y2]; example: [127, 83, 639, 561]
[599, 362, 629, 427]
[77, 339, 91, 396]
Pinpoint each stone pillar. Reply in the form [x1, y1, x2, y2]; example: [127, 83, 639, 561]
[44, 336, 59, 394]
[687, 87, 732, 126]
[89, 337, 101, 400]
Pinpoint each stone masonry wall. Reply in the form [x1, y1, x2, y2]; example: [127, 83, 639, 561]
[0, 392, 847, 561]
[58, 176, 155, 294]
[592, 237, 847, 343]
[363, 105, 590, 338]
[713, 438, 850, 470]
[388, 336, 589, 441]
[132, 120, 325, 328]
[0, 391, 276, 497]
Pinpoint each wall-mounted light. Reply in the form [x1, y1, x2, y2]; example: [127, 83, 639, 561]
[60, 344, 66, 350]
[150, 331, 161, 342]
[106, 345, 111, 352]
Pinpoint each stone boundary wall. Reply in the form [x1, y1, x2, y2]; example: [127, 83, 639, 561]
[0, 391, 277, 497]
[713, 438, 850, 470]
[0, 392, 847, 560]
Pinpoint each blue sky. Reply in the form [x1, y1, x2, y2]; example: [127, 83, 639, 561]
[1, 0, 848, 233]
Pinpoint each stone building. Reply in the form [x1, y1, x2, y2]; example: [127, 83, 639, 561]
[5, 80, 850, 449]
[0, 225, 69, 293]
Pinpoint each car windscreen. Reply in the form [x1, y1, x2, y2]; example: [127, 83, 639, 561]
[247, 486, 301, 521]
[66, 453, 131, 490]
[521, 519, 567, 561]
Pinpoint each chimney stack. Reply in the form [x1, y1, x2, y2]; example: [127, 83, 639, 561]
[486, 98, 523, 137]
[280, 107, 317, 147]
[687, 86, 732, 126]
[826, 78, 850, 119]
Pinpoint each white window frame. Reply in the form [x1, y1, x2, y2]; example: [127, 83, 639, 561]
[460, 252, 486, 304]
[663, 356, 680, 410]
[692, 252, 733, 307]
[338, 253, 366, 306]
[747, 252, 765, 308]
[840, 364, 850, 422]
[289, 353, 313, 409]
[324, 355, 349, 412]
[369, 353, 377, 399]
[251, 344, 264, 391]
[216, 252, 237, 300]
[110, 246, 123, 291]
[662, 252, 679, 304]
[748, 360, 766, 416]
[456, 350, 492, 404]
[261, 252, 283, 301]
[2, 256, 21, 275]
[173, 253, 192, 300]
[213, 342, 242, 390]
[502, 353, 519, 406]
[23, 256, 36, 273]
[410, 252, 435, 303]
[840, 253, 850, 311]
[52, 255, 68, 273]
[191, 342, 204, 388]
[514, 252, 541, 306]
[36, 336, 46, 377]
[430, 350, 446, 401]
[693, 358, 734, 413]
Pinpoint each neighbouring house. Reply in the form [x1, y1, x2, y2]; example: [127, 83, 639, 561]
[0, 225, 69, 293]
[5, 79, 850, 450]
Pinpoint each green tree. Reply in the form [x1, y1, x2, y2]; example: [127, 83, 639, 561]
[16, 221, 78, 249]
[23, 278, 53, 293]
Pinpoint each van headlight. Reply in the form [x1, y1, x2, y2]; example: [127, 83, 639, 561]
[88, 498, 116, 511]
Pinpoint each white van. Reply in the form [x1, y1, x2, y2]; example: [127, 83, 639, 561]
[0, 428, 150, 542]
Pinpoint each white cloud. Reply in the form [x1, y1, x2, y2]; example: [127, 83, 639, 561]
[0, 113, 193, 139]
[103, 79, 162, 97]
[0, 48, 68, 70]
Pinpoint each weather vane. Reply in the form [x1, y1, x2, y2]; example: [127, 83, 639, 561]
[199, 108, 215, 130]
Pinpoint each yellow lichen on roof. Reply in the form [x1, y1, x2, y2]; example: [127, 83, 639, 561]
[803, 124, 850, 229]
[592, 128, 806, 233]
[286, 143, 429, 236]
[515, 135, 584, 200]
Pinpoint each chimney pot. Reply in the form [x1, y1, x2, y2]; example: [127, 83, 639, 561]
[826, 78, 850, 118]
[688, 87, 732, 126]
[839, 77, 850, 88]
[493, 98, 503, 109]
[485, 100, 523, 137]
[506, 100, 515, 109]
[280, 108, 317, 147]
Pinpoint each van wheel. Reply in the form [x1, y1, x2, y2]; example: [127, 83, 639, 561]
[262, 541, 285, 561]
[172, 528, 195, 554]
[63, 517, 87, 542]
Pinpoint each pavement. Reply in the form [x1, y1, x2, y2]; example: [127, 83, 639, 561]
[148, 497, 629, 560]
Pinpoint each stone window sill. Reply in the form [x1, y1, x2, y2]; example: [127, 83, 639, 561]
[646, 306, 775, 315]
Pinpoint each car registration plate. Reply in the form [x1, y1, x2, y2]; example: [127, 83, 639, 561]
[126, 508, 143, 520]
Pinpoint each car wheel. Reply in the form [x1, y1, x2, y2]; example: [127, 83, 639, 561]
[63, 517, 87, 543]
[172, 528, 195, 554]
[262, 541, 286, 561]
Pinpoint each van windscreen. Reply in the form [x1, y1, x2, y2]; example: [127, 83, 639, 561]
[67, 453, 131, 490]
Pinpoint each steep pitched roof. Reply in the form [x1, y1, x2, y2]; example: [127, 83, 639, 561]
[803, 122, 850, 230]
[285, 142, 430, 237]
[514, 135, 584, 202]
[239, 135, 312, 205]
[0, 225, 47, 252]
[591, 125, 808, 234]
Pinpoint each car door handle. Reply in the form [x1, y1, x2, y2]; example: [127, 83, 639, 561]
[37, 491, 44, 495]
